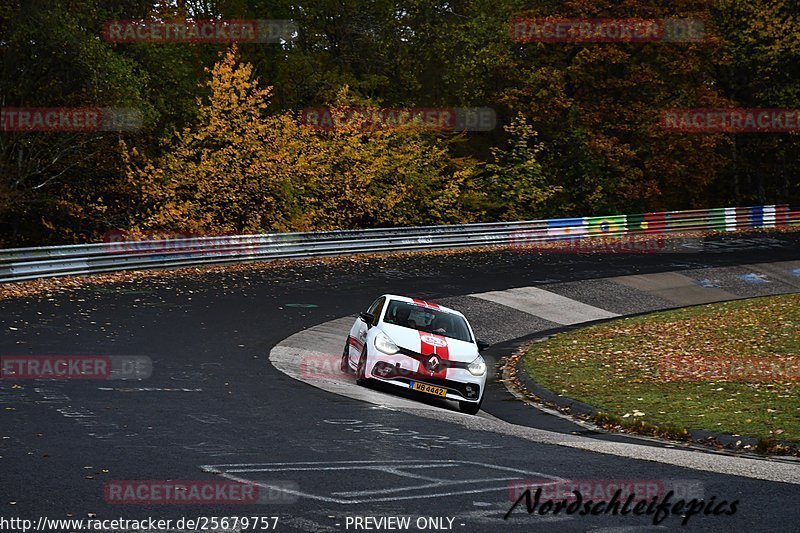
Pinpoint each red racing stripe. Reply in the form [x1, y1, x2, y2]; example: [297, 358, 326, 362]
[412, 298, 440, 310]
[417, 331, 450, 379]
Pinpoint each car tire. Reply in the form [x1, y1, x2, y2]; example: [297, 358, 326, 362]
[459, 398, 483, 415]
[356, 347, 370, 386]
[340, 340, 351, 373]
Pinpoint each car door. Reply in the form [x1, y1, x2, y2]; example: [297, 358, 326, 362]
[347, 296, 386, 366]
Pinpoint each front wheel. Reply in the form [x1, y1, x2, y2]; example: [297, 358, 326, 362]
[340, 341, 351, 373]
[356, 348, 371, 386]
[459, 398, 483, 415]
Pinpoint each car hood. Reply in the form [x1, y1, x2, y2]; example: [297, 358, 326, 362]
[380, 323, 479, 363]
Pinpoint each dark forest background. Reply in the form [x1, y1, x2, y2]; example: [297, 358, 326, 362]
[1, 0, 798, 246]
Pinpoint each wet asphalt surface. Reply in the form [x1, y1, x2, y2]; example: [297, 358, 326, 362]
[1, 231, 799, 532]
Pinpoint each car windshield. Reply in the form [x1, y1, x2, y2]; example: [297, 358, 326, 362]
[383, 300, 472, 343]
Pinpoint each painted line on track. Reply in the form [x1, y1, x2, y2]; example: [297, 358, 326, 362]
[471, 286, 619, 325]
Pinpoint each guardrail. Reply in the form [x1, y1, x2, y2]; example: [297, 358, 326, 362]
[0, 204, 797, 283]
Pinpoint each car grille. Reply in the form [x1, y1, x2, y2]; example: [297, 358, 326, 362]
[397, 346, 471, 370]
[373, 362, 480, 400]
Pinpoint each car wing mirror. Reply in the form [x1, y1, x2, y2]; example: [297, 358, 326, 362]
[476, 340, 490, 352]
[359, 312, 375, 327]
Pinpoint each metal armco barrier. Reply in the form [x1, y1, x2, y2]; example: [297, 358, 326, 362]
[0, 204, 797, 283]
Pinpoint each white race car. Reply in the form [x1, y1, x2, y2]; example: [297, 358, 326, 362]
[341, 294, 489, 414]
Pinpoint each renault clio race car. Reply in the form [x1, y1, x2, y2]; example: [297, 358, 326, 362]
[341, 295, 489, 414]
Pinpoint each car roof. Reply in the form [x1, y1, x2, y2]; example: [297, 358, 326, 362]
[380, 294, 465, 318]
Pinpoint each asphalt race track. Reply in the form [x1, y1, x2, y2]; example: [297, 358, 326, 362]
[2, 231, 800, 532]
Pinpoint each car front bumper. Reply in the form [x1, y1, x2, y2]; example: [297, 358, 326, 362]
[368, 357, 484, 402]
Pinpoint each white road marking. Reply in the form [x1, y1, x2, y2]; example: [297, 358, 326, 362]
[282, 517, 339, 533]
[587, 527, 669, 532]
[188, 413, 230, 424]
[202, 460, 566, 505]
[97, 387, 203, 392]
[331, 476, 523, 497]
[471, 287, 618, 325]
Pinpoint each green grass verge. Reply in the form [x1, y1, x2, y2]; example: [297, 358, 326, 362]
[523, 294, 800, 442]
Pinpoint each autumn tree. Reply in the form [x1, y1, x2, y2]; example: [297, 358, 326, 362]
[2, 0, 800, 245]
[123, 48, 479, 234]
[122, 46, 303, 233]
[711, 0, 800, 204]
[0, 0, 149, 244]
[501, 0, 733, 214]
[482, 113, 561, 220]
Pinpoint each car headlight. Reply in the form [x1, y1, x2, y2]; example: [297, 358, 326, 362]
[468, 356, 486, 376]
[374, 331, 399, 355]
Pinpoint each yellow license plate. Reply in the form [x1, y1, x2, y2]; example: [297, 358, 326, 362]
[411, 381, 447, 397]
